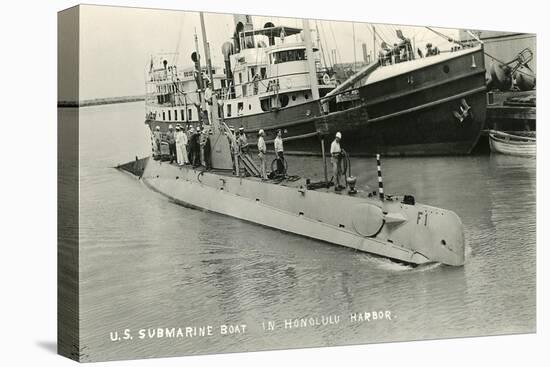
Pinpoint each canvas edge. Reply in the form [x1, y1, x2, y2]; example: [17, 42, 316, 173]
[57, 4, 82, 362]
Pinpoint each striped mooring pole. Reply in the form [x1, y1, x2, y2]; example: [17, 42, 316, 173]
[376, 154, 384, 201]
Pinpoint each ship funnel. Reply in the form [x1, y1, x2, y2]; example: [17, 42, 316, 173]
[221, 42, 234, 60]
[221, 42, 235, 94]
[263, 22, 276, 46]
[233, 14, 254, 52]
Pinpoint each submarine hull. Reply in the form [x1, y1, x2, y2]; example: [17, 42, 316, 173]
[125, 158, 465, 266]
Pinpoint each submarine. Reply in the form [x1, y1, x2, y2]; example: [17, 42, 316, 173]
[118, 93, 465, 267]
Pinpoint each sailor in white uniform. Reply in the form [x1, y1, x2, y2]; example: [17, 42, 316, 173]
[257, 129, 267, 179]
[330, 132, 344, 191]
[175, 125, 189, 165]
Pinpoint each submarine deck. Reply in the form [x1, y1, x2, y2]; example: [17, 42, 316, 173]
[164, 161, 379, 200]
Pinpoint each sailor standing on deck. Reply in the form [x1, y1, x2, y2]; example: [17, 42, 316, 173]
[187, 127, 195, 165]
[175, 125, 182, 164]
[167, 125, 176, 163]
[238, 127, 249, 154]
[274, 129, 285, 175]
[331, 132, 345, 191]
[175, 125, 189, 165]
[257, 129, 267, 179]
[202, 126, 212, 170]
[191, 126, 201, 167]
[153, 126, 161, 158]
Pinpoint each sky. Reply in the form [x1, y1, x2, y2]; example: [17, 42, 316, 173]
[78, 4, 461, 100]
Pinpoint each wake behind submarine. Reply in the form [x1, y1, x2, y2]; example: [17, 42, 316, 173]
[117, 95, 465, 267]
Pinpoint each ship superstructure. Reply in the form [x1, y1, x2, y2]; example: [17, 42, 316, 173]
[145, 14, 487, 157]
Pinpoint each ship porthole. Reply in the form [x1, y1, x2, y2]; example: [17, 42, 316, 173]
[443, 65, 450, 73]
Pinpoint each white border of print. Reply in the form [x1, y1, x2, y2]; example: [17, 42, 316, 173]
[0, 0, 546, 367]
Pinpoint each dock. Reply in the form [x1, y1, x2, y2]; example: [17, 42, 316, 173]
[485, 90, 536, 132]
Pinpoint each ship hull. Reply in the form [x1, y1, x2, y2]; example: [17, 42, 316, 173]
[223, 47, 487, 156]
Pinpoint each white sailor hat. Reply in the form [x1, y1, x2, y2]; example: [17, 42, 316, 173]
[168, 124, 173, 129]
[259, 129, 264, 135]
[196, 126, 201, 132]
[239, 127, 244, 131]
[155, 126, 160, 130]
[335, 131, 342, 139]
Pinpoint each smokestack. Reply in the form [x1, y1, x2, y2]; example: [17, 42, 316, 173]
[233, 14, 254, 52]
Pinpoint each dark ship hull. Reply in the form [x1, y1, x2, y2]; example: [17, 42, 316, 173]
[147, 46, 486, 157]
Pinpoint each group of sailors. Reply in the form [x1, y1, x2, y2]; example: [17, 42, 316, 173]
[153, 124, 211, 169]
[153, 124, 346, 192]
[256, 128, 344, 192]
[378, 40, 443, 66]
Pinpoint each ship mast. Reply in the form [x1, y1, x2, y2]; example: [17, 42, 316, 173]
[193, 29, 206, 122]
[199, 12, 214, 85]
[315, 21, 329, 69]
[302, 18, 320, 101]
[199, 12, 221, 133]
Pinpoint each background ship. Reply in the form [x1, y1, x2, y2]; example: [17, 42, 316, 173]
[460, 30, 536, 156]
[145, 14, 487, 156]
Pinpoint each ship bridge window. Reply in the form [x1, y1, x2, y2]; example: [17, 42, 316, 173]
[188, 109, 193, 121]
[227, 104, 232, 117]
[270, 49, 307, 64]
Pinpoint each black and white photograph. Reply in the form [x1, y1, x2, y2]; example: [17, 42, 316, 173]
[3, 1, 545, 366]
[56, 3, 539, 363]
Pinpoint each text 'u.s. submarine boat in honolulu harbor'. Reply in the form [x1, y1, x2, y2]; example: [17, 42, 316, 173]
[118, 91, 465, 266]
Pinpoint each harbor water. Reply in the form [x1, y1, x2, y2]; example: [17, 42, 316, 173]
[71, 101, 535, 361]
